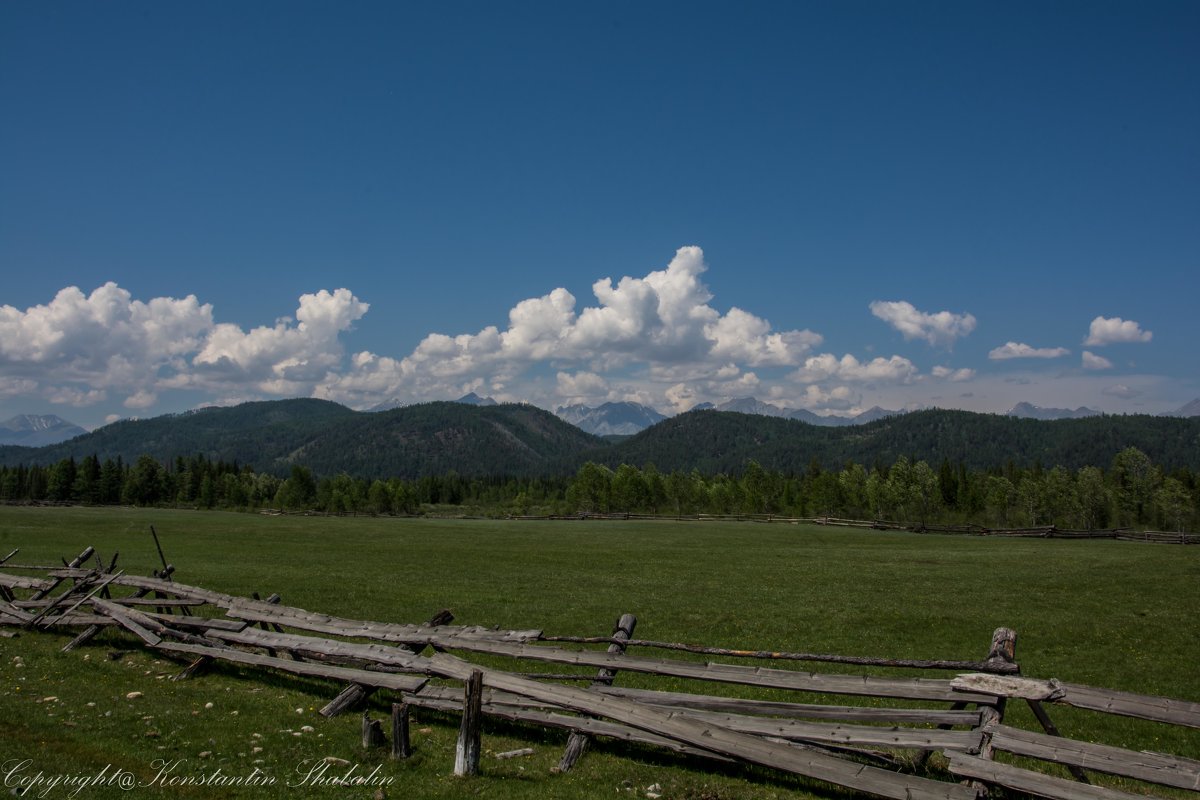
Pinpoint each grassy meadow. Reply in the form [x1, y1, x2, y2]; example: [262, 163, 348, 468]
[1, 506, 1197, 799]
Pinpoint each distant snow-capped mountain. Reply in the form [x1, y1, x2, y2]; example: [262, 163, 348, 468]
[788, 405, 900, 426]
[695, 398, 903, 427]
[555, 402, 667, 436]
[1161, 398, 1200, 418]
[0, 414, 88, 447]
[1006, 402, 1102, 420]
[715, 397, 791, 417]
[454, 392, 497, 406]
[370, 392, 497, 412]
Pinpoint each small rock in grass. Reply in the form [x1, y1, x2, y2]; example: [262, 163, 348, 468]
[324, 757, 350, 766]
[295, 707, 304, 714]
[205, 702, 214, 709]
[252, 747, 263, 754]
[41, 696, 58, 703]
[300, 725, 314, 733]
[199, 751, 211, 758]
[230, 710, 239, 716]
[126, 691, 143, 700]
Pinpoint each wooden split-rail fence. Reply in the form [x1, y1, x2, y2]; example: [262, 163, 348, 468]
[506, 513, 1199, 543]
[1, 545, 1198, 800]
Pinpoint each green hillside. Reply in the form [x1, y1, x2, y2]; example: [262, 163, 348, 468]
[603, 408, 1200, 473]
[2, 400, 1198, 479]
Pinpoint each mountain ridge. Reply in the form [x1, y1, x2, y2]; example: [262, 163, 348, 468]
[3, 398, 1199, 477]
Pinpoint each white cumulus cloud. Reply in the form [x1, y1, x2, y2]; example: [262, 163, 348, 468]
[0, 283, 213, 378]
[869, 300, 976, 347]
[0, 282, 213, 403]
[1081, 351, 1113, 370]
[189, 288, 368, 394]
[318, 246, 824, 409]
[556, 371, 610, 402]
[791, 353, 918, 384]
[932, 366, 975, 382]
[1084, 316, 1152, 346]
[988, 342, 1071, 360]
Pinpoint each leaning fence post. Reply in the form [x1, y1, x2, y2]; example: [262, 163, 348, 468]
[454, 670, 484, 776]
[555, 613, 637, 773]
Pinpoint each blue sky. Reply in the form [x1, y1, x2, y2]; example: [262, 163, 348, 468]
[2, 1, 1197, 429]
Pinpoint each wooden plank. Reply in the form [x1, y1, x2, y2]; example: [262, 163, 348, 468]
[419, 683, 981, 752]
[595, 685, 984, 726]
[0, 572, 54, 591]
[11, 596, 206, 609]
[542, 633, 1019, 674]
[407, 687, 735, 762]
[154, 641, 428, 693]
[991, 725, 1200, 791]
[206, 627, 425, 670]
[1056, 683, 1200, 729]
[216, 623, 990, 705]
[425, 639, 991, 703]
[662, 708, 983, 751]
[50, 569, 240, 607]
[52, 569, 543, 645]
[426, 653, 978, 800]
[142, 613, 248, 632]
[89, 597, 161, 646]
[946, 751, 1149, 800]
[225, 602, 542, 645]
[951, 673, 1065, 701]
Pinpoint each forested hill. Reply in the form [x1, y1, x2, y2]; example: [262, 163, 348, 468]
[602, 409, 1200, 473]
[0, 398, 354, 470]
[288, 402, 605, 478]
[2, 400, 1198, 477]
[0, 400, 605, 479]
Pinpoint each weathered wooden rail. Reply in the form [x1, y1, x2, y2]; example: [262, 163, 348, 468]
[2, 545, 1198, 800]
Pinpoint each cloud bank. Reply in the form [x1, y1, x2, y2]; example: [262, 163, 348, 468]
[0, 249, 1171, 423]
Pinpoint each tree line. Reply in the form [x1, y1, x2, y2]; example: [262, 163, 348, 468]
[0, 447, 1195, 531]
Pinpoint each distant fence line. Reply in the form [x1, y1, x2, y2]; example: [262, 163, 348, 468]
[3, 499, 1192, 541]
[508, 512, 1199, 543]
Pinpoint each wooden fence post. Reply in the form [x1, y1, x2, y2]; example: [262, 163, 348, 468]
[961, 627, 1017, 796]
[978, 628, 1017, 759]
[454, 670, 484, 776]
[362, 711, 387, 749]
[555, 613, 637, 773]
[392, 701, 411, 759]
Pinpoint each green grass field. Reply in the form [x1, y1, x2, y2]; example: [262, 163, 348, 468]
[1, 506, 1197, 799]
